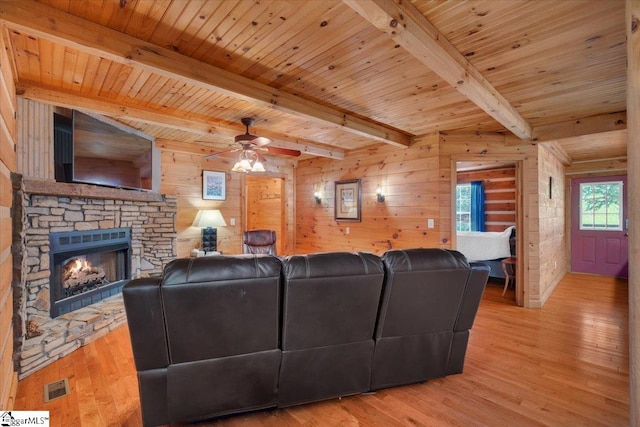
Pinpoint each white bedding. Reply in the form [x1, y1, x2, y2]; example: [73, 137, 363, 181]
[456, 226, 514, 261]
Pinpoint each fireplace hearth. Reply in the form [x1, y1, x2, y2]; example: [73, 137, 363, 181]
[49, 228, 131, 318]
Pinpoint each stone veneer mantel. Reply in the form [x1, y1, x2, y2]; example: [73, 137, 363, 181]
[23, 178, 164, 202]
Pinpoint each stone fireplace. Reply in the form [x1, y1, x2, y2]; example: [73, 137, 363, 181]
[12, 175, 177, 378]
[49, 228, 131, 318]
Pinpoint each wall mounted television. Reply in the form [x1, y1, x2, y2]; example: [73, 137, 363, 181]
[54, 110, 158, 191]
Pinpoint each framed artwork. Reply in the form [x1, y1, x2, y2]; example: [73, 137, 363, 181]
[334, 179, 361, 222]
[202, 171, 226, 200]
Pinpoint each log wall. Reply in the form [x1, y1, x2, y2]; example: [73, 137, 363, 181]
[456, 167, 516, 232]
[0, 30, 18, 409]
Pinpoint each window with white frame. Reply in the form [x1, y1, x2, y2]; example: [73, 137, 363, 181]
[579, 181, 623, 230]
[456, 184, 471, 231]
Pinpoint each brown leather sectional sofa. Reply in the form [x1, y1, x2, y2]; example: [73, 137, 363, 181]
[122, 249, 490, 426]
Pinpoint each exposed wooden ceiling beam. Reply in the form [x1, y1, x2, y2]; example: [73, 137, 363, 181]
[17, 83, 345, 160]
[530, 112, 627, 142]
[565, 158, 628, 175]
[343, 0, 533, 140]
[0, 0, 410, 148]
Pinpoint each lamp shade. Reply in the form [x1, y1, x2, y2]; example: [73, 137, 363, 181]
[192, 209, 227, 227]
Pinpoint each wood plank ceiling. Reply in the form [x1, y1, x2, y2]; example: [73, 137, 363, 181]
[0, 0, 627, 162]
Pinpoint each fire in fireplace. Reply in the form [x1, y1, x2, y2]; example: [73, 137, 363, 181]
[62, 256, 109, 296]
[49, 228, 131, 318]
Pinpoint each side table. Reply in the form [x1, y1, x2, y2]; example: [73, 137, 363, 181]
[501, 256, 516, 297]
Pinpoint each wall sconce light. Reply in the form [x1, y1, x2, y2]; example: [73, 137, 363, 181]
[376, 187, 385, 203]
[314, 191, 322, 204]
[192, 209, 227, 253]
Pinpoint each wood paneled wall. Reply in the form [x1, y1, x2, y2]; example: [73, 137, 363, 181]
[457, 167, 516, 232]
[537, 145, 567, 304]
[158, 140, 296, 258]
[16, 98, 54, 180]
[246, 176, 285, 255]
[0, 30, 18, 409]
[626, 2, 639, 421]
[296, 134, 441, 255]
[296, 131, 559, 307]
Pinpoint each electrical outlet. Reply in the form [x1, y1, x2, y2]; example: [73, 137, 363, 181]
[230, 218, 236, 226]
[428, 219, 435, 229]
[346, 227, 350, 235]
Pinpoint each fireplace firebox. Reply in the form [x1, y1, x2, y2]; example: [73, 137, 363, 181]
[49, 228, 131, 318]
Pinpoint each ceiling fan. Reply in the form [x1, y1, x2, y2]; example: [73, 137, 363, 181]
[204, 118, 301, 172]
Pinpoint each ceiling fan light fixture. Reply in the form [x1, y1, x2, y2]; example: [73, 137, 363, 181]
[251, 160, 266, 172]
[231, 161, 244, 172]
[239, 158, 252, 170]
[231, 148, 266, 173]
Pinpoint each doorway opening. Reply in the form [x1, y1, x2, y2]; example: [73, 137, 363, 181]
[245, 175, 286, 255]
[453, 159, 525, 306]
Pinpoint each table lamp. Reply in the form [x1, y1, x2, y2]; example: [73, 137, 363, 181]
[192, 209, 227, 253]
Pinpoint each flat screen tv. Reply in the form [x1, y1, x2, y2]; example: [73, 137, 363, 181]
[64, 110, 156, 191]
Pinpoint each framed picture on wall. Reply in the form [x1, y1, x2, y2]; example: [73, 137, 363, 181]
[334, 179, 361, 222]
[203, 170, 226, 200]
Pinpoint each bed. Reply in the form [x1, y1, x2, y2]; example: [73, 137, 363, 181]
[456, 226, 516, 279]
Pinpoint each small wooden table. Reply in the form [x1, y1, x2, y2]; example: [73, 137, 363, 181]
[501, 257, 516, 296]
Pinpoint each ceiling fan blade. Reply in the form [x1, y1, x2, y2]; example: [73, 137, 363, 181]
[250, 136, 272, 147]
[204, 147, 240, 159]
[264, 146, 302, 157]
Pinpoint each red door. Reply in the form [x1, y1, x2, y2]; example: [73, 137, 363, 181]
[570, 176, 628, 278]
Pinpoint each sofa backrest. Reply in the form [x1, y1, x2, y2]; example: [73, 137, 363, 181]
[160, 255, 282, 363]
[280, 252, 384, 350]
[376, 248, 470, 339]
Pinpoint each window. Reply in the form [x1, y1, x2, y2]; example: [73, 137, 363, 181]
[456, 184, 471, 231]
[579, 181, 623, 230]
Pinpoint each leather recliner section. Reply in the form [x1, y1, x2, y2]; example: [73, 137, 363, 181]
[278, 252, 385, 406]
[124, 255, 282, 426]
[371, 248, 474, 390]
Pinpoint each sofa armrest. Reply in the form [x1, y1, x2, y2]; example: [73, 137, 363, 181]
[123, 277, 170, 371]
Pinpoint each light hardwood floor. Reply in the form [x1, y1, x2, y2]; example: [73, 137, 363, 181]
[14, 273, 629, 426]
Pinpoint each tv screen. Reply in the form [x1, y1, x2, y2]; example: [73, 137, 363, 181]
[71, 110, 155, 191]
